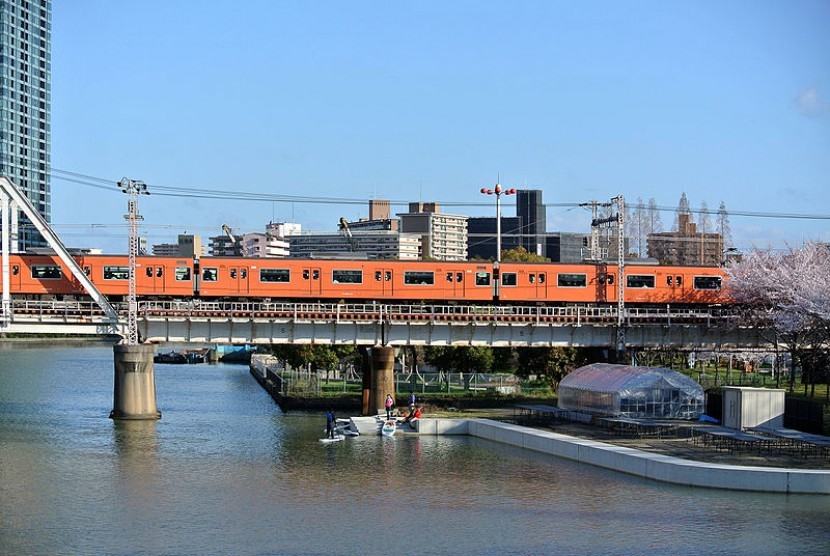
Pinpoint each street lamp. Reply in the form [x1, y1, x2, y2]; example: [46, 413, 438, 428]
[480, 182, 516, 262]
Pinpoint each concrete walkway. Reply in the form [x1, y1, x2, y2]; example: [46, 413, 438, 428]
[466, 419, 830, 495]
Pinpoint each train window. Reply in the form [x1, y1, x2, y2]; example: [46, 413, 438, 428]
[376, 271, 383, 281]
[676, 276, 682, 286]
[313, 270, 320, 280]
[157, 268, 163, 278]
[694, 276, 722, 290]
[404, 271, 434, 285]
[626, 275, 655, 288]
[667, 276, 673, 286]
[260, 268, 290, 283]
[529, 274, 535, 283]
[501, 273, 517, 286]
[230, 269, 237, 279]
[202, 268, 218, 282]
[83, 266, 90, 276]
[146, 267, 153, 278]
[475, 272, 490, 286]
[539, 274, 546, 284]
[446, 272, 453, 282]
[385, 271, 392, 281]
[607, 274, 614, 285]
[175, 267, 192, 281]
[13, 265, 20, 275]
[557, 273, 586, 287]
[103, 266, 129, 280]
[31, 264, 62, 280]
[456, 272, 463, 282]
[303, 270, 310, 280]
[241, 269, 247, 279]
[332, 270, 362, 284]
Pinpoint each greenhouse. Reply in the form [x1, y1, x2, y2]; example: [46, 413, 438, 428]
[558, 363, 704, 419]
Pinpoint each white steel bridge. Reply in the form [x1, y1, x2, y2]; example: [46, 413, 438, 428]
[2, 299, 768, 349]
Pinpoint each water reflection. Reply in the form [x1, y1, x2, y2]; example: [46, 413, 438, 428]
[2, 346, 830, 556]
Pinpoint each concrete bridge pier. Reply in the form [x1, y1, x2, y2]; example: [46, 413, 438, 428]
[110, 343, 161, 420]
[367, 346, 396, 417]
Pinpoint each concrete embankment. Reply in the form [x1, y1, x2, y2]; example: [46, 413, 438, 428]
[467, 419, 830, 495]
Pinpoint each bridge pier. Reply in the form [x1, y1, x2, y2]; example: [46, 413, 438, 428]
[110, 344, 161, 420]
[366, 346, 396, 417]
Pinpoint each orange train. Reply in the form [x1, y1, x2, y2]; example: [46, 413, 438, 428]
[0, 254, 729, 306]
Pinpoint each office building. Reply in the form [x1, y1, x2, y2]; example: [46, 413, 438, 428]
[398, 202, 467, 261]
[467, 189, 546, 260]
[288, 230, 420, 260]
[0, 0, 51, 250]
[648, 213, 724, 266]
[152, 234, 206, 257]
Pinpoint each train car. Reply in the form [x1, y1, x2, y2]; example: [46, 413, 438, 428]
[74, 255, 196, 300]
[0, 254, 80, 297]
[196, 258, 496, 303]
[497, 261, 727, 306]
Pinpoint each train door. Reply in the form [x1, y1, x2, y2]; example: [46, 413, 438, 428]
[3, 260, 23, 293]
[666, 272, 685, 303]
[441, 268, 466, 300]
[142, 263, 166, 296]
[302, 266, 322, 297]
[374, 268, 394, 298]
[229, 265, 250, 295]
[527, 270, 548, 301]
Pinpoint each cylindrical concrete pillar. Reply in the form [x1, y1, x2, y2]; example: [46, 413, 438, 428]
[359, 347, 372, 416]
[369, 346, 396, 417]
[111, 343, 161, 420]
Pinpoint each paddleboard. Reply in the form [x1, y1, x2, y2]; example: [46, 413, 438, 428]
[319, 435, 344, 443]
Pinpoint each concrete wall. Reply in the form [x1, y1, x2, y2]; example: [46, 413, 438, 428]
[467, 419, 830, 495]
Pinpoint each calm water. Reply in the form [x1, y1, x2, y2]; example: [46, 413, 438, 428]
[1, 344, 829, 556]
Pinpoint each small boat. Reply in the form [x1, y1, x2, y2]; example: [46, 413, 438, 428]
[381, 420, 396, 436]
[154, 351, 187, 364]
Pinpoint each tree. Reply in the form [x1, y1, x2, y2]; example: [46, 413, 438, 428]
[698, 201, 711, 234]
[726, 243, 830, 391]
[674, 192, 691, 231]
[646, 197, 663, 235]
[716, 201, 732, 248]
[500, 246, 548, 262]
[515, 347, 589, 391]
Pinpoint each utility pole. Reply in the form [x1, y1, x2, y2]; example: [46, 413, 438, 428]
[119, 178, 149, 345]
[581, 200, 613, 260]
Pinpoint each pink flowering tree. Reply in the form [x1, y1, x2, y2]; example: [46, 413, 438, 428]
[726, 243, 830, 392]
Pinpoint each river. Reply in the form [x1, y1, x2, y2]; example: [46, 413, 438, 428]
[1, 343, 829, 556]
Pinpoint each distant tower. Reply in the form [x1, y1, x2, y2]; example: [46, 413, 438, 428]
[516, 189, 546, 257]
[0, 0, 52, 250]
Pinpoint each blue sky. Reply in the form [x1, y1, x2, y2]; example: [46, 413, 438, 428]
[50, 1, 830, 253]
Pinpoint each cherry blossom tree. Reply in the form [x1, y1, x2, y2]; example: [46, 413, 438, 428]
[726, 243, 830, 391]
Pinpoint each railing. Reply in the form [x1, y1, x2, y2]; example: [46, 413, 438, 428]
[3, 299, 736, 327]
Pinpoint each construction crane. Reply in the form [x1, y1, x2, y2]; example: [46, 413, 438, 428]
[221, 224, 244, 256]
[338, 217, 356, 252]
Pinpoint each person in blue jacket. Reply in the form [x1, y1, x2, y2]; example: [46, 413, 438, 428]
[326, 409, 336, 439]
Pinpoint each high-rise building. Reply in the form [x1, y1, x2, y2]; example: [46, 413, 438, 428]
[467, 189, 546, 260]
[398, 202, 467, 261]
[0, 0, 51, 250]
[647, 213, 724, 266]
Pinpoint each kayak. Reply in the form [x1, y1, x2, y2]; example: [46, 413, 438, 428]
[319, 435, 344, 444]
